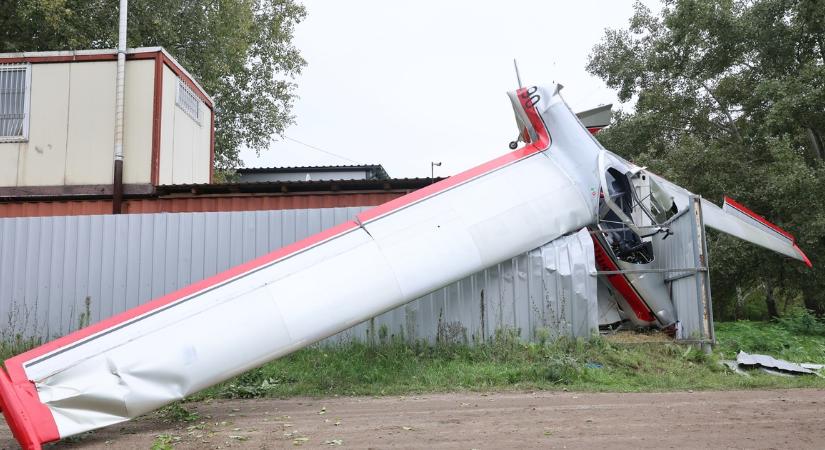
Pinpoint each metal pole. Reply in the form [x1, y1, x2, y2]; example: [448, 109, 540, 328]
[112, 0, 128, 214]
[431, 161, 441, 181]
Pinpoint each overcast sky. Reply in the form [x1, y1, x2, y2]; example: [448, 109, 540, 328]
[240, 1, 656, 178]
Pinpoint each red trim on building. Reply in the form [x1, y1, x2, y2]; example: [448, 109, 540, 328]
[209, 108, 216, 183]
[0, 50, 210, 106]
[0, 52, 157, 65]
[159, 53, 213, 109]
[150, 53, 164, 186]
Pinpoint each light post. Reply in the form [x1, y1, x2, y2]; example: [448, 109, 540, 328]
[431, 161, 442, 181]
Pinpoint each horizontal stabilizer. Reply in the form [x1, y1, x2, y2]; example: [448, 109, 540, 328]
[576, 104, 612, 134]
[720, 197, 811, 267]
[644, 170, 811, 267]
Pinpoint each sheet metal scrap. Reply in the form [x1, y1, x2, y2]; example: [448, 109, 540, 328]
[734, 351, 820, 376]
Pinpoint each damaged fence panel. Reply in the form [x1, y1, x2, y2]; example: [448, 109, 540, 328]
[650, 197, 714, 344]
[0, 211, 598, 347]
[323, 229, 597, 345]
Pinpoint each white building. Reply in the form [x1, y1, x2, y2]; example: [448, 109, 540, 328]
[0, 47, 213, 194]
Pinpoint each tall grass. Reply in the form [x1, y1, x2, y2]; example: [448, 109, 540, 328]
[715, 315, 825, 363]
[4, 316, 824, 397]
[197, 325, 825, 400]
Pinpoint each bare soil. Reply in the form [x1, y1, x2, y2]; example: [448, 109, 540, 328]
[2, 389, 824, 449]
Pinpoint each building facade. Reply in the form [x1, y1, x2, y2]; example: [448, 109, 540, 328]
[0, 47, 213, 193]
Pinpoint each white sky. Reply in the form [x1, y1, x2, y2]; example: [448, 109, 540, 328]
[240, 1, 654, 178]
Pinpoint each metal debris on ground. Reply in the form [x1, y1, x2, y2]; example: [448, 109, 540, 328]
[721, 351, 823, 377]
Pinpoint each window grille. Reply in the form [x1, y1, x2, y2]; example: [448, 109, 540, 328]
[175, 78, 202, 125]
[0, 64, 31, 142]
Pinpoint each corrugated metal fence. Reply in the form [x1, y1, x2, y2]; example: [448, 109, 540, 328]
[652, 196, 714, 343]
[0, 208, 597, 345]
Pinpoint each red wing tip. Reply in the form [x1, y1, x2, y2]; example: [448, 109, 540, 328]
[725, 197, 811, 267]
[0, 369, 44, 450]
[793, 244, 813, 268]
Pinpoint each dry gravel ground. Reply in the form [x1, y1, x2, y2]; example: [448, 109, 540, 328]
[2, 389, 824, 449]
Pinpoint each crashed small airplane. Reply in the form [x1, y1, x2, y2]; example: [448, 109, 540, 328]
[0, 83, 810, 449]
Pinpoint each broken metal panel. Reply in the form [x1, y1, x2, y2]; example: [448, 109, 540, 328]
[597, 278, 624, 325]
[691, 195, 715, 344]
[736, 351, 817, 375]
[651, 197, 713, 342]
[576, 104, 612, 129]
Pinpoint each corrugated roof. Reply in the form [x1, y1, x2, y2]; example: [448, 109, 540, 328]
[156, 177, 436, 195]
[0, 193, 410, 218]
[236, 164, 387, 172]
[0, 177, 444, 218]
[236, 164, 390, 180]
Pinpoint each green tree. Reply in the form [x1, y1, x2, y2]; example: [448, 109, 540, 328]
[1, 0, 306, 172]
[588, 0, 825, 318]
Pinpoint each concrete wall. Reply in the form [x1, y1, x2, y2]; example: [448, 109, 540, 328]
[158, 65, 211, 185]
[0, 60, 155, 186]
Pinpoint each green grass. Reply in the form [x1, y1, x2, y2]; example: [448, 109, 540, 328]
[4, 320, 824, 403]
[0, 335, 41, 362]
[715, 320, 825, 363]
[195, 322, 825, 400]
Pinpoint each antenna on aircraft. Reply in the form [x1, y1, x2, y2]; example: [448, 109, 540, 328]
[510, 59, 524, 149]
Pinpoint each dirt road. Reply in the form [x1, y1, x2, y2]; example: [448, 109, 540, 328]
[2, 389, 824, 449]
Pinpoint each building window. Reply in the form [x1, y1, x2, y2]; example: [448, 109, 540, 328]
[0, 64, 31, 142]
[175, 77, 202, 125]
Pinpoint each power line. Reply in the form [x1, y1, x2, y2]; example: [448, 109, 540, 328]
[284, 136, 358, 164]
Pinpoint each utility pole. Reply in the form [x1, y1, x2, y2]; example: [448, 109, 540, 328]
[112, 0, 128, 214]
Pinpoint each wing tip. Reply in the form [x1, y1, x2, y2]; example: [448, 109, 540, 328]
[793, 243, 813, 268]
[724, 196, 812, 268]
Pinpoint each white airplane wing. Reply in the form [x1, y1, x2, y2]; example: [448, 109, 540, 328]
[0, 84, 604, 448]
